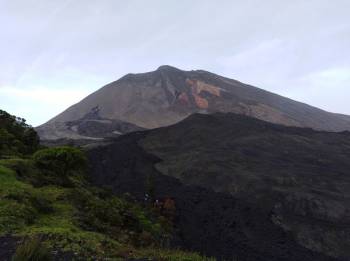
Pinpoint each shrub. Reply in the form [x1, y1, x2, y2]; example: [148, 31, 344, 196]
[12, 237, 52, 261]
[33, 147, 87, 180]
[70, 188, 124, 235]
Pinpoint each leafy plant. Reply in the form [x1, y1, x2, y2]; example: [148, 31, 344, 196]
[32, 147, 87, 186]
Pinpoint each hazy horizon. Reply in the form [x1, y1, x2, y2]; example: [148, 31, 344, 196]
[1, 0, 349, 126]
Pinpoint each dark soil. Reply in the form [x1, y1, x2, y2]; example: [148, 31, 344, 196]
[0, 235, 18, 261]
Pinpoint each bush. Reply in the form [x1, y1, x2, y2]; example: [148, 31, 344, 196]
[70, 187, 124, 235]
[33, 147, 87, 179]
[12, 237, 52, 261]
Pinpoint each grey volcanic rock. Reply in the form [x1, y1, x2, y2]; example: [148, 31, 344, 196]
[87, 113, 350, 260]
[141, 113, 350, 259]
[38, 65, 350, 140]
[36, 106, 144, 141]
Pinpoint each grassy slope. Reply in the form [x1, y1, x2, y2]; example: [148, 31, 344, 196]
[0, 159, 214, 260]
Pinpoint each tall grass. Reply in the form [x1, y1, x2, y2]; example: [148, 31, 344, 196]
[12, 237, 52, 261]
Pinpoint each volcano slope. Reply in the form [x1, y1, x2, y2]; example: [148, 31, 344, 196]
[88, 113, 350, 261]
[38, 65, 350, 142]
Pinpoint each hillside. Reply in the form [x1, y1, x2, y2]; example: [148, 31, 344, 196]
[88, 112, 350, 261]
[0, 109, 212, 260]
[37, 65, 350, 141]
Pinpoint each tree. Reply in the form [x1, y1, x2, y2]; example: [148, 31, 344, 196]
[0, 109, 39, 156]
[33, 146, 87, 178]
[22, 128, 40, 154]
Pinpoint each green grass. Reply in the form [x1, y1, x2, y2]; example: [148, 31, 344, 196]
[0, 162, 123, 258]
[0, 158, 215, 260]
[0, 164, 37, 233]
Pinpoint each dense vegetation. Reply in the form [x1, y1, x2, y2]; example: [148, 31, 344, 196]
[0, 109, 213, 260]
[0, 110, 39, 157]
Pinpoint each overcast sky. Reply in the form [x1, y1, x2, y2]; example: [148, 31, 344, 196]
[0, 0, 349, 126]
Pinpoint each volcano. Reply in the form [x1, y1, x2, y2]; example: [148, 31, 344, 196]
[37, 65, 350, 140]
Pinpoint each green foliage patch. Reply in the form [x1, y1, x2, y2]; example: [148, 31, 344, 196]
[0, 110, 39, 157]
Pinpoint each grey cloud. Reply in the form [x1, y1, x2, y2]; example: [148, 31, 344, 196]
[0, 0, 349, 125]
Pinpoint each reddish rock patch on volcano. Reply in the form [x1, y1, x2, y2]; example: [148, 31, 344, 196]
[186, 79, 221, 109]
